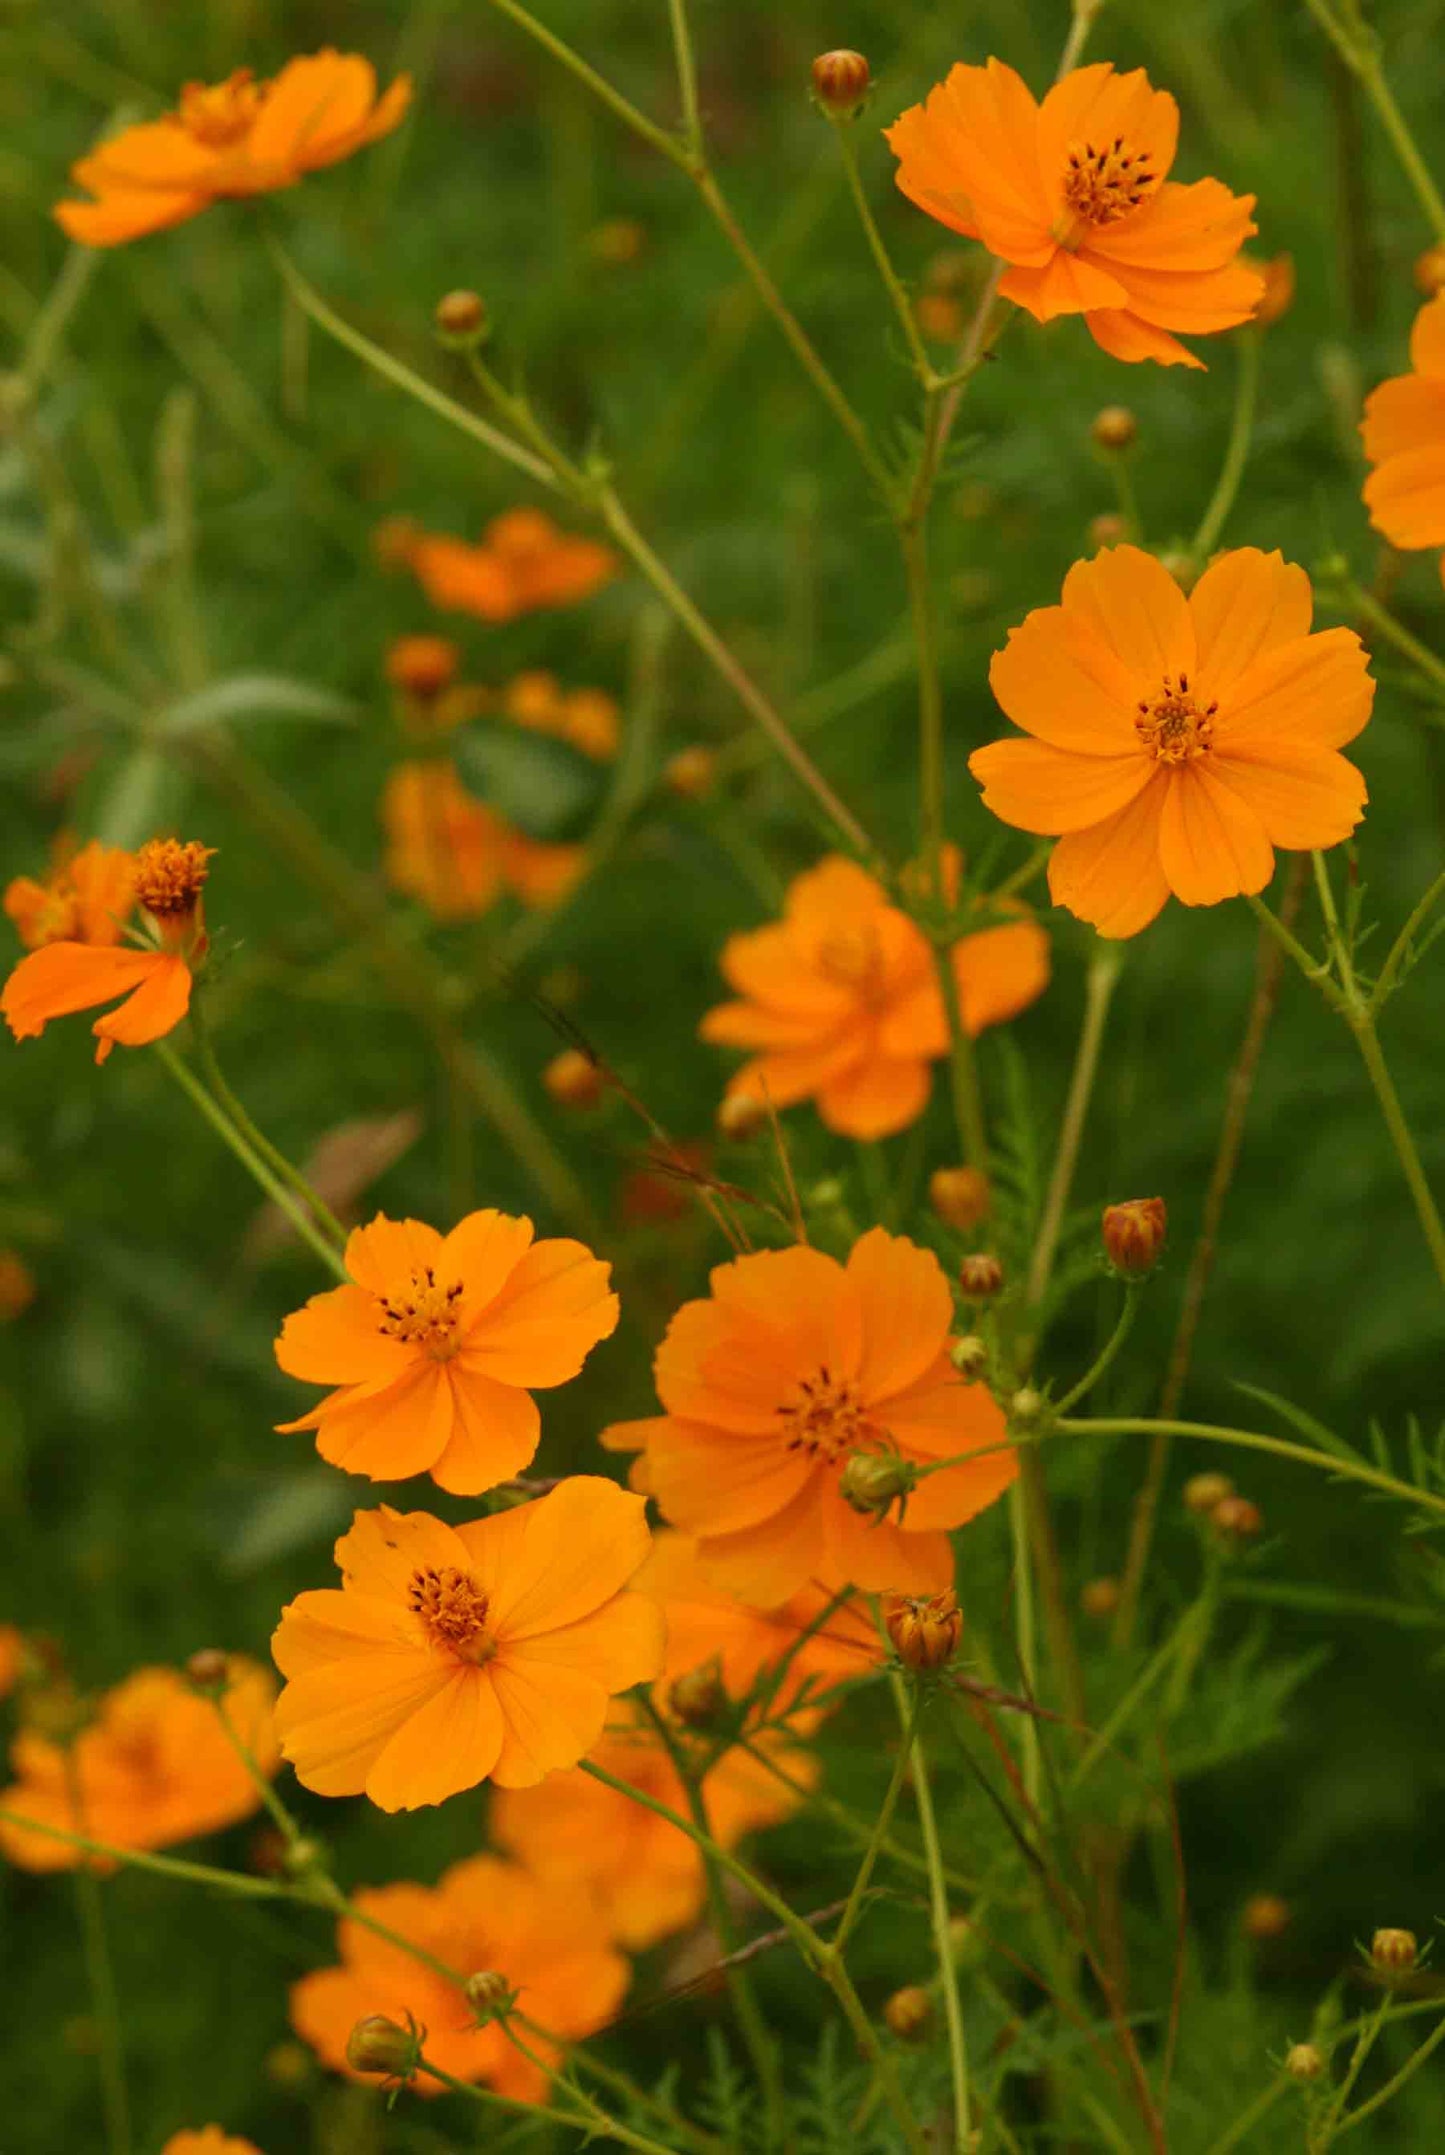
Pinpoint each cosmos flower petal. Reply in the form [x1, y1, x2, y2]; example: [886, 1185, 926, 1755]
[1361, 373, 1445, 466]
[487, 1659, 614, 1787]
[456, 1477, 655, 1638]
[273, 1284, 416, 1386]
[988, 603, 1143, 751]
[954, 919, 1053, 1034]
[462, 1237, 618, 1384]
[1215, 627, 1375, 750]
[816, 1055, 931, 1138]
[1085, 308, 1205, 367]
[1208, 745, 1367, 850]
[427, 1367, 540, 1494]
[341, 1213, 445, 1293]
[1047, 784, 1172, 937]
[887, 61, 1055, 266]
[3, 943, 174, 1041]
[1060, 545, 1195, 681]
[1157, 764, 1275, 906]
[364, 1666, 505, 1811]
[645, 1421, 816, 1536]
[334, 1504, 472, 1599]
[999, 249, 1129, 321]
[441, 1208, 535, 1318]
[55, 189, 210, 245]
[310, 1359, 453, 1480]
[269, 1587, 417, 1680]
[818, 1486, 955, 1597]
[847, 1227, 955, 1402]
[1088, 177, 1256, 274]
[1363, 441, 1445, 548]
[969, 737, 1155, 833]
[1190, 548, 1313, 696]
[90, 952, 192, 1061]
[274, 1654, 471, 1798]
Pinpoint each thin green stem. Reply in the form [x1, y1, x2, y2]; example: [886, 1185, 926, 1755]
[14, 242, 99, 406]
[892, 1678, 971, 2151]
[0, 1809, 291, 1898]
[833, 1687, 924, 1953]
[1311, 1993, 1394, 2152]
[1348, 1003, 1445, 1296]
[208, 1690, 310, 1854]
[1053, 1416, 1445, 1523]
[419, 2042, 682, 2155]
[1189, 330, 1259, 560]
[154, 1041, 349, 1278]
[189, 1002, 348, 1252]
[1008, 1484, 1042, 1805]
[1025, 942, 1124, 1311]
[1304, 0, 1445, 240]
[1245, 891, 1341, 1006]
[830, 118, 934, 382]
[1334, 2003, 1445, 2137]
[484, 0, 690, 168]
[65, 1748, 132, 2155]
[665, 0, 703, 158]
[1371, 867, 1445, 1010]
[1052, 1286, 1141, 1418]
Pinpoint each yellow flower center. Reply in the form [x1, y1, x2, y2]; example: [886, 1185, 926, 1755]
[376, 1267, 465, 1359]
[816, 923, 887, 1003]
[1055, 136, 1161, 246]
[178, 70, 264, 147]
[408, 1566, 497, 1663]
[777, 1367, 876, 1463]
[28, 879, 85, 947]
[133, 838, 213, 920]
[1135, 674, 1217, 764]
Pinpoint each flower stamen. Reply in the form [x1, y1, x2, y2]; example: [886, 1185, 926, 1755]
[376, 1267, 465, 1359]
[407, 1566, 496, 1663]
[776, 1365, 878, 1463]
[1135, 672, 1217, 764]
[178, 70, 264, 147]
[1057, 134, 1160, 243]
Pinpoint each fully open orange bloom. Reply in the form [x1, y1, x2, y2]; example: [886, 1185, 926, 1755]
[491, 1703, 813, 1950]
[275, 1209, 617, 1493]
[55, 51, 410, 247]
[271, 1480, 663, 1809]
[3, 837, 210, 1064]
[290, 1853, 628, 2102]
[382, 759, 587, 919]
[700, 856, 1049, 1141]
[607, 1228, 1016, 1604]
[886, 60, 1262, 368]
[969, 546, 1375, 938]
[0, 1658, 279, 1874]
[160, 2132, 263, 2155]
[411, 508, 618, 623]
[4, 837, 135, 951]
[638, 1529, 875, 1725]
[1361, 294, 1445, 571]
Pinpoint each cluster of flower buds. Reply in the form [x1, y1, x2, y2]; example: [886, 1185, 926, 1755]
[1185, 1472, 1263, 1546]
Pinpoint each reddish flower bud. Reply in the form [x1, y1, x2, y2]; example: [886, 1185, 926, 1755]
[957, 1252, 1003, 1302]
[1241, 1893, 1291, 1941]
[1088, 511, 1130, 552]
[386, 634, 459, 700]
[1415, 243, 1445, 297]
[929, 1166, 991, 1232]
[1101, 1197, 1167, 1276]
[664, 745, 718, 800]
[434, 289, 488, 344]
[1211, 1494, 1263, 1541]
[885, 1589, 962, 1674]
[1080, 1577, 1120, 1620]
[184, 1648, 229, 1692]
[1183, 1471, 1234, 1514]
[811, 49, 871, 116]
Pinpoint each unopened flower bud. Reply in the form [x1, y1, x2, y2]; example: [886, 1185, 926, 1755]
[1088, 511, 1131, 552]
[1009, 1386, 1043, 1427]
[1251, 252, 1295, 328]
[1241, 1893, 1291, 1942]
[915, 291, 964, 343]
[542, 1046, 605, 1110]
[717, 1090, 767, 1142]
[950, 1334, 988, 1381]
[883, 1985, 933, 2040]
[1370, 1928, 1418, 1976]
[1211, 1494, 1262, 1541]
[185, 1648, 229, 1692]
[811, 49, 871, 116]
[1091, 405, 1137, 452]
[930, 1166, 991, 1232]
[668, 1657, 728, 1730]
[839, 1449, 917, 1517]
[1080, 1577, 1120, 1620]
[885, 1588, 962, 1674]
[1416, 243, 1445, 297]
[434, 289, 488, 345]
[346, 2014, 421, 2078]
[386, 634, 459, 701]
[664, 745, 718, 800]
[958, 1253, 1003, 1302]
[1286, 2041, 1325, 2083]
[465, 1969, 517, 2020]
[1102, 1197, 1167, 1277]
[1184, 1471, 1234, 1514]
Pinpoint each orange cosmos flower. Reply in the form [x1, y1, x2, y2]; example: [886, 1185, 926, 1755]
[161, 2133, 263, 2155]
[491, 1703, 813, 1950]
[270, 1479, 663, 1809]
[969, 546, 1374, 938]
[381, 759, 509, 920]
[1361, 294, 1445, 567]
[700, 855, 1049, 1141]
[608, 1228, 1015, 1604]
[0, 1658, 279, 1873]
[290, 1853, 628, 2102]
[386, 634, 460, 702]
[411, 508, 618, 623]
[4, 836, 135, 951]
[275, 1208, 617, 1492]
[2, 836, 210, 1063]
[886, 60, 1262, 368]
[499, 830, 587, 909]
[637, 1529, 875, 1726]
[501, 672, 621, 761]
[54, 51, 410, 248]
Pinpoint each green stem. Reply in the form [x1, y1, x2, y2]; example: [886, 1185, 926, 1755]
[418, 2043, 682, 2155]
[1304, 0, 1445, 240]
[833, 1686, 924, 1953]
[1348, 1002, 1445, 1296]
[189, 1004, 348, 1252]
[1245, 892, 1340, 1005]
[664, 0, 703, 158]
[1053, 1416, 1445, 1523]
[1025, 942, 1124, 1311]
[64, 1748, 132, 2155]
[1334, 2003, 1445, 2137]
[1052, 1286, 1141, 1418]
[830, 117, 934, 382]
[15, 242, 99, 407]
[892, 1678, 972, 2151]
[1371, 866, 1445, 1009]
[1007, 1487, 1042, 1805]
[154, 1041, 349, 1279]
[1311, 1993, 1394, 2152]
[484, 0, 689, 168]
[0, 1808, 291, 1898]
[1189, 330, 1259, 560]
[1345, 579, 1445, 704]
[208, 1690, 311, 1855]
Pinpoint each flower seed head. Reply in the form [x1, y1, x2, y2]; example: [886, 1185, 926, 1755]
[950, 1333, 989, 1381]
[1286, 2041, 1325, 2082]
[811, 49, 871, 116]
[838, 1449, 917, 1517]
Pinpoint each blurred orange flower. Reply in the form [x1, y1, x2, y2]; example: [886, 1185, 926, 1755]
[1362, 294, 1445, 565]
[501, 672, 621, 760]
[411, 508, 618, 623]
[4, 837, 135, 951]
[275, 1209, 618, 1492]
[887, 60, 1262, 367]
[491, 1703, 813, 1949]
[0, 1253, 35, 1322]
[0, 1658, 279, 1873]
[290, 1854, 628, 2101]
[160, 2133, 263, 2155]
[2, 837, 210, 1064]
[636, 1529, 875, 1724]
[0, 1626, 24, 1698]
[700, 855, 1049, 1140]
[386, 635, 460, 701]
[55, 51, 410, 247]
[501, 831, 588, 909]
[381, 760, 588, 918]
[970, 546, 1374, 937]
[271, 1480, 663, 1809]
[607, 1228, 1015, 1603]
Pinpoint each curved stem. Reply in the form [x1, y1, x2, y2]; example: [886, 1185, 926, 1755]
[891, 1677, 971, 2150]
[1025, 943, 1124, 1312]
[664, 0, 703, 159]
[1304, 0, 1445, 240]
[485, 0, 690, 169]
[1371, 866, 1445, 1010]
[65, 1755, 131, 2155]
[1349, 1005, 1445, 1295]
[0, 1809, 289, 1898]
[833, 1685, 924, 1954]
[1054, 1415, 1445, 1523]
[189, 1003, 348, 1253]
[1189, 329, 1259, 560]
[1345, 579, 1445, 705]
[830, 117, 934, 382]
[418, 2042, 682, 2155]
[1052, 1286, 1141, 1419]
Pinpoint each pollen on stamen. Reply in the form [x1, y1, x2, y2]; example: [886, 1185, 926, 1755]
[133, 838, 214, 921]
[407, 1565, 496, 1663]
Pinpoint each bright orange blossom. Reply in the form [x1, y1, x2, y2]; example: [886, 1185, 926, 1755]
[160, 2133, 263, 2155]
[969, 546, 1374, 937]
[4, 837, 135, 951]
[1361, 293, 1445, 571]
[411, 508, 618, 623]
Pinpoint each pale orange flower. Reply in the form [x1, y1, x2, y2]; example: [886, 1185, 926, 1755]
[1361, 294, 1445, 566]
[275, 1209, 618, 1492]
[969, 546, 1374, 937]
[381, 759, 509, 920]
[271, 1479, 663, 1809]
[55, 51, 410, 247]
[700, 855, 1049, 1141]
[290, 1853, 628, 2102]
[160, 2132, 263, 2155]
[886, 60, 1262, 367]
[500, 830, 588, 909]
[606, 1228, 1015, 1604]
[0, 1658, 279, 1873]
[2, 837, 210, 1063]
[411, 508, 618, 623]
[501, 672, 621, 761]
[637, 1529, 875, 1725]
[4, 836, 135, 951]
[491, 1703, 813, 1950]
[386, 635, 460, 701]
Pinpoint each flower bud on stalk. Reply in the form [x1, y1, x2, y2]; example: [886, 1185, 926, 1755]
[1091, 405, 1137, 452]
[950, 1334, 988, 1381]
[1286, 2042, 1325, 2083]
[1415, 242, 1445, 296]
[185, 1647, 230, 1692]
[543, 1047, 604, 1110]
[1370, 1928, 1419, 1977]
[1080, 1577, 1120, 1620]
[883, 1985, 934, 2040]
[1184, 1471, 1234, 1514]
[1009, 1386, 1043, 1428]
[668, 1657, 728, 1730]
[346, 2014, 422, 2078]
[1211, 1494, 1263, 1542]
[930, 1165, 991, 1232]
[465, 1969, 517, 2021]
[665, 745, 718, 800]
[957, 1253, 1003, 1302]
[434, 289, 488, 346]
[1241, 1893, 1289, 1941]
[839, 1449, 917, 1518]
[810, 49, 871, 117]
[1088, 511, 1130, 551]
[885, 1588, 962, 1673]
[1101, 1196, 1167, 1277]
